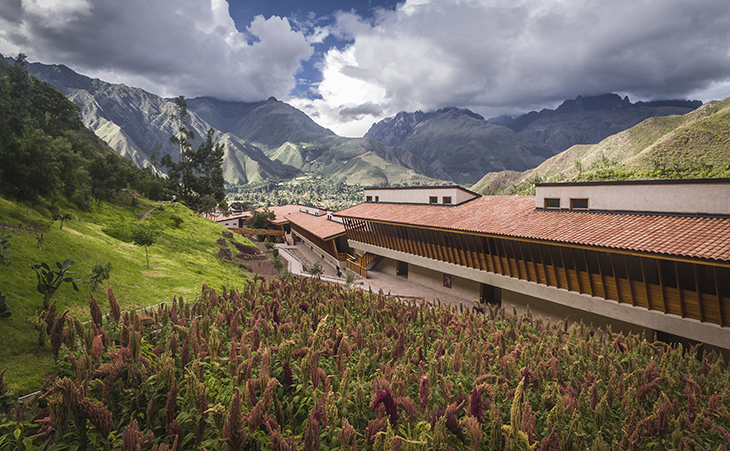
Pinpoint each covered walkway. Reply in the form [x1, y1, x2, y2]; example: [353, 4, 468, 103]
[276, 242, 479, 310]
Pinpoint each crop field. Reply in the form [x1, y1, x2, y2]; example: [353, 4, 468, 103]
[1, 275, 729, 450]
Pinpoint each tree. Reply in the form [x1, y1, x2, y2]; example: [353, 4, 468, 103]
[131, 226, 155, 269]
[54, 212, 72, 230]
[271, 252, 285, 273]
[250, 207, 275, 229]
[161, 96, 225, 212]
[31, 259, 81, 309]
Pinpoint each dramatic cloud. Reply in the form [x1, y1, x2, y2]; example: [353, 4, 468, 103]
[297, 0, 730, 136]
[2, 0, 730, 137]
[0, 0, 313, 100]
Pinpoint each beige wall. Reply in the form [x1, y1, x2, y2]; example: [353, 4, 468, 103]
[501, 289, 654, 338]
[350, 239, 730, 350]
[409, 264, 481, 301]
[536, 182, 730, 215]
[364, 187, 478, 205]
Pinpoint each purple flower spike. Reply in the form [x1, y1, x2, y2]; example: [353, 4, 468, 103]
[371, 389, 398, 427]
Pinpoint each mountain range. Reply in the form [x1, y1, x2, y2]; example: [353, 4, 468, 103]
[7, 55, 709, 189]
[473, 97, 730, 194]
[488, 93, 701, 151]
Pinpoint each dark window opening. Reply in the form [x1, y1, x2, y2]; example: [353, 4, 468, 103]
[443, 196, 452, 205]
[396, 261, 408, 277]
[481, 283, 502, 306]
[366, 196, 372, 202]
[429, 196, 438, 204]
[544, 198, 561, 209]
[570, 198, 589, 210]
[374, 196, 379, 202]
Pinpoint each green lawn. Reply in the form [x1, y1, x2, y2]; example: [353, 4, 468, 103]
[0, 195, 255, 394]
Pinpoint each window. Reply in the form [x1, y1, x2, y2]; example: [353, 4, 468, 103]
[443, 196, 452, 205]
[366, 196, 372, 202]
[374, 196, 379, 202]
[443, 273, 452, 288]
[429, 196, 438, 204]
[544, 198, 560, 209]
[570, 198, 589, 210]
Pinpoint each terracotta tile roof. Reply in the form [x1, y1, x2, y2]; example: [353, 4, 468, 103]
[269, 205, 346, 240]
[335, 196, 730, 263]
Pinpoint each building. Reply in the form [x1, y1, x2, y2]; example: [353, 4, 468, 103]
[335, 180, 730, 351]
[269, 205, 352, 272]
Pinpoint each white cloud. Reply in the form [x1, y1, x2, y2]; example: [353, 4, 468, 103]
[301, 0, 730, 136]
[0, 0, 313, 101]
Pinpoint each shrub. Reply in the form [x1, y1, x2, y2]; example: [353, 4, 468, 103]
[87, 262, 112, 291]
[31, 258, 81, 309]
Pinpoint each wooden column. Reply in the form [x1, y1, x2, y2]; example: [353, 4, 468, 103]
[624, 254, 636, 306]
[609, 253, 622, 304]
[694, 264, 705, 322]
[674, 261, 686, 318]
[714, 267, 725, 327]
[655, 259, 668, 314]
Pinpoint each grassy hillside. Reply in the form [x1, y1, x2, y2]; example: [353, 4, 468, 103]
[473, 97, 730, 195]
[0, 194, 256, 394]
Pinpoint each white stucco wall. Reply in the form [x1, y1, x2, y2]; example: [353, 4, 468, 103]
[536, 182, 730, 215]
[364, 187, 478, 205]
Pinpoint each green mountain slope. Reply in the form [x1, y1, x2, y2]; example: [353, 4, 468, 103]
[268, 136, 439, 186]
[472, 97, 730, 194]
[365, 107, 557, 185]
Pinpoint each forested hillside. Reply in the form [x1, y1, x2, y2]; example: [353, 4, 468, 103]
[0, 56, 166, 205]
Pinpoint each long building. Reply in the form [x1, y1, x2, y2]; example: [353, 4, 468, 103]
[335, 180, 730, 351]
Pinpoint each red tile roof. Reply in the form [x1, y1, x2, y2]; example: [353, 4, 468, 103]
[335, 196, 730, 263]
[269, 205, 346, 240]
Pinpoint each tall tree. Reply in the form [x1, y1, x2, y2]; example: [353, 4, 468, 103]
[161, 96, 225, 212]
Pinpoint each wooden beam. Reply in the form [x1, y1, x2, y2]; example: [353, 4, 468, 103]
[694, 264, 705, 322]
[538, 244, 551, 286]
[714, 267, 725, 327]
[559, 247, 573, 292]
[655, 259, 668, 314]
[639, 257, 651, 310]
[624, 254, 636, 306]
[609, 252, 622, 304]
[485, 237, 499, 274]
[500, 239, 513, 277]
[582, 249, 594, 296]
[509, 240, 523, 279]
[674, 261, 686, 318]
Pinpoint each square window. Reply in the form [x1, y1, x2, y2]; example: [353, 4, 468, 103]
[443, 196, 452, 205]
[443, 274, 452, 288]
[544, 198, 560, 209]
[366, 196, 372, 202]
[429, 196, 438, 204]
[570, 198, 589, 210]
[374, 196, 379, 202]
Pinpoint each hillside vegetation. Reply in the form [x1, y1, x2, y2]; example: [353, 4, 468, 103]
[0, 195, 257, 394]
[473, 97, 730, 195]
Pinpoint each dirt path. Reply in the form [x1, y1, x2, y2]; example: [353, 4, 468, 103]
[138, 207, 155, 221]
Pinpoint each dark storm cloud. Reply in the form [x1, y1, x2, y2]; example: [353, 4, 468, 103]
[0, 0, 313, 101]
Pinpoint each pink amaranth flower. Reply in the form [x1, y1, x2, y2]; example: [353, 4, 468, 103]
[371, 389, 398, 427]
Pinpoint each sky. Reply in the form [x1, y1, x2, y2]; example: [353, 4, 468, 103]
[1, 0, 730, 137]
